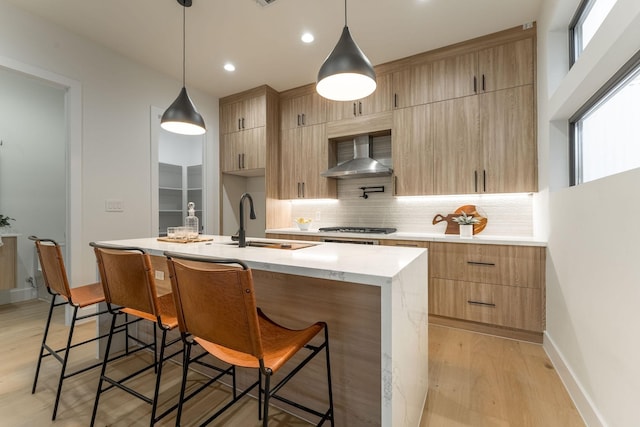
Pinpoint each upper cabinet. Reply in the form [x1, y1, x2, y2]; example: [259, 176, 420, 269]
[219, 85, 278, 176]
[280, 91, 327, 130]
[327, 73, 393, 121]
[220, 94, 266, 134]
[477, 37, 534, 93]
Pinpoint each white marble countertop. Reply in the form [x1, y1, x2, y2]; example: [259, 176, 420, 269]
[266, 228, 547, 247]
[97, 235, 427, 287]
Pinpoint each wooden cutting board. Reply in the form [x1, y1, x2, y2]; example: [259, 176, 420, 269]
[432, 205, 488, 235]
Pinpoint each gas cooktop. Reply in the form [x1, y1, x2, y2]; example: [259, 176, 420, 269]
[318, 226, 397, 234]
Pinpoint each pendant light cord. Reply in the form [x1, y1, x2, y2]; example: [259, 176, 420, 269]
[344, 0, 348, 27]
[182, 3, 186, 87]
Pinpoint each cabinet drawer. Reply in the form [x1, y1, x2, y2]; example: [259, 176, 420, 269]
[430, 242, 543, 288]
[429, 278, 543, 332]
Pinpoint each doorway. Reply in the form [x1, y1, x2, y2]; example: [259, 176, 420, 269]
[0, 58, 81, 305]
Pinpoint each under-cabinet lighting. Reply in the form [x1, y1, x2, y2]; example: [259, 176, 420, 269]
[290, 199, 339, 205]
[395, 193, 534, 203]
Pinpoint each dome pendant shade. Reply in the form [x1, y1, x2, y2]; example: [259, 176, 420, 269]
[161, 87, 206, 135]
[317, 26, 376, 101]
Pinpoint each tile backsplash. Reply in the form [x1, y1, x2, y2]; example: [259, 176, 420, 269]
[289, 176, 533, 236]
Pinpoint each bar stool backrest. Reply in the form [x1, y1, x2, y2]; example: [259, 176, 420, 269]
[31, 237, 73, 302]
[92, 245, 160, 319]
[167, 256, 264, 360]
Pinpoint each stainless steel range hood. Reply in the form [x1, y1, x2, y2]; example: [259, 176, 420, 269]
[321, 135, 393, 179]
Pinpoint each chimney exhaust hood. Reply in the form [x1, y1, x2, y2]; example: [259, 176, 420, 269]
[321, 134, 393, 179]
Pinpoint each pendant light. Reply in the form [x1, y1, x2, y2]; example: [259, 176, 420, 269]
[161, 0, 206, 135]
[316, 0, 376, 101]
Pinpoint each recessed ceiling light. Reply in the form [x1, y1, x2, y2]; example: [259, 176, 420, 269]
[224, 63, 236, 72]
[301, 32, 314, 43]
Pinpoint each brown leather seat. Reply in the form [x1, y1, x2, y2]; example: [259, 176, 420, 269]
[30, 236, 111, 421]
[89, 243, 182, 427]
[165, 252, 335, 427]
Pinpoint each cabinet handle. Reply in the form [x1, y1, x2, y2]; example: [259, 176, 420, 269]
[297, 114, 301, 126]
[474, 170, 478, 192]
[301, 182, 305, 198]
[358, 101, 362, 115]
[297, 182, 301, 198]
[483, 170, 486, 192]
[467, 300, 496, 307]
[396, 243, 419, 247]
[242, 117, 245, 129]
[473, 76, 477, 93]
[238, 118, 242, 130]
[301, 113, 306, 126]
[482, 74, 486, 91]
[394, 176, 398, 195]
[353, 102, 357, 117]
[394, 93, 398, 108]
[242, 153, 245, 169]
[467, 261, 496, 266]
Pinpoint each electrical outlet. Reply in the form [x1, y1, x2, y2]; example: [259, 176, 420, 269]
[105, 199, 124, 212]
[315, 211, 321, 221]
[155, 270, 165, 281]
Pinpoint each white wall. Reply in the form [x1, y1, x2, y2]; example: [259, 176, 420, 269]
[538, 0, 640, 425]
[0, 67, 66, 302]
[0, 0, 220, 286]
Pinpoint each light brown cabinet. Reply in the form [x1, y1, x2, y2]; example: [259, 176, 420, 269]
[220, 94, 266, 134]
[0, 236, 17, 290]
[221, 127, 266, 174]
[429, 241, 545, 338]
[280, 124, 336, 199]
[280, 91, 327, 130]
[327, 73, 393, 121]
[477, 37, 534, 93]
[392, 104, 434, 196]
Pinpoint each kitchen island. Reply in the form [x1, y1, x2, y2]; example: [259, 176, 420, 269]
[95, 235, 428, 427]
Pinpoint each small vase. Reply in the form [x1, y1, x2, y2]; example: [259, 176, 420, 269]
[459, 224, 473, 238]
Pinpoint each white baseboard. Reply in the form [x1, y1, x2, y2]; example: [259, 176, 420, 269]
[0, 287, 37, 304]
[543, 332, 607, 427]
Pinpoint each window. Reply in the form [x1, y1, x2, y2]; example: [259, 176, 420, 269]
[569, 0, 617, 65]
[570, 51, 640, 185]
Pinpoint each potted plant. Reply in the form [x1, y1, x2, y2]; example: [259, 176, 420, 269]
[452, 212, 479, 238]
[0, 214, 14, 230]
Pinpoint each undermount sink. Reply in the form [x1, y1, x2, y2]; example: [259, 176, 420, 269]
[221, 240, 317, 250]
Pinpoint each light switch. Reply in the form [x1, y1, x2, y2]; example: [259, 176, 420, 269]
[105, 199, 124, 212]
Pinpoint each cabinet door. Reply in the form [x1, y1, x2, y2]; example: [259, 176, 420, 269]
[432, 96, 480, 195]
[300, 124, 335, 198]
[220, 101, 242, 134]
[0, 236, 16, 290]
[392, 105, 434, 196]
[221, 132, 242, 172]
[480, 85, 537, 193]
[280, 127, 300, 198]
[410, 61, 432, 106]
[478, 38, 534, 92]
[359, 73, 393, 115]
[242, 127, 266, 170]
[430, 52, 478, 102]
[392, 68, 412, 109]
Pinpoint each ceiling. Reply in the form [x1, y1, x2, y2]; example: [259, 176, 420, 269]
[5, 0, 543, 99]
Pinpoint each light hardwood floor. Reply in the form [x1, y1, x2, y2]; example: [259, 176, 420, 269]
[0, 300, 584, 426]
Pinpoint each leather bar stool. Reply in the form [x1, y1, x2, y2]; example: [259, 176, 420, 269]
[90, 243, 183, 427]
[30, 236, 116, 420]
[165, 251, 335, 427]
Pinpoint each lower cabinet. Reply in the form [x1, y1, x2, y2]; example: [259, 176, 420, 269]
[429, 241, 545, 342]
[0, 236, 17, 290]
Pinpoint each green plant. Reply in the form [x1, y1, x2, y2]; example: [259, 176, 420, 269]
[452, 211, 479, 225]
[0, 215, 15, 227]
